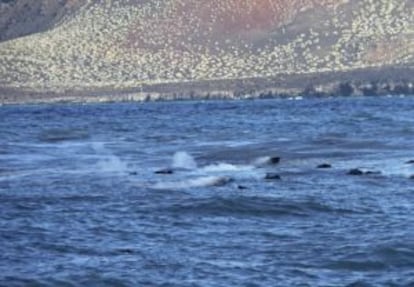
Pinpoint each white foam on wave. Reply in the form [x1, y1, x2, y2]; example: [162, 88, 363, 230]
[92, 142, 128, 174]
[96, 156, 128, 173]
[201, 163, 254, 173]
[194, 139, 257, 148]
[152, 176, 231, 190]
[372, 159, 414, 177]
[150, 150, 264, 189]
[172, 151, 198, 170]
[253, 156, 272, 166]
[335, 156, 414, 178]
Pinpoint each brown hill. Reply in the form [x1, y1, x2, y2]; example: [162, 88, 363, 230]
[0, 0, 413, 102]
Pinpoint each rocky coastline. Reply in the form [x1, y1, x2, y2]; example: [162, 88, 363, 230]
[0, 66, 412, 105]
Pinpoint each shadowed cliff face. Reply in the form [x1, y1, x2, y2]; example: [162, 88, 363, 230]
[0, 0, 83, 41]
[0, 0, 412, 93]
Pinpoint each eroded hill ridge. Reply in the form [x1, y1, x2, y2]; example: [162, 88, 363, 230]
[0, 0, 413, 94]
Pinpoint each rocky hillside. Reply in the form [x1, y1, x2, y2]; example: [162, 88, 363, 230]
[0, 0, 413, 99]
[0, 0, 83, 41]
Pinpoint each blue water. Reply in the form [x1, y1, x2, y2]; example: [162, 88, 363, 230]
[1, 97, 414, 286]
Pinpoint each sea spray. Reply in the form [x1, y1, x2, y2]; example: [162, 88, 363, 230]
[201, 163, 254, 173]
[172, 151, 198, 170]
[152, 176, 232, 190]
[253, 156, 280, 167]
[92, 142, 128, 174]
[97, 156, 128, 174]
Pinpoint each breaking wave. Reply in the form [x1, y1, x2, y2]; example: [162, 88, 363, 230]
[201, 163, 254, 173]
[172, 151, 198, 170]
[152, 176, 232, 190]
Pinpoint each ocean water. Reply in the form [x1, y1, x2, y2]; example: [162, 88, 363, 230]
[0, 97, 413, 286]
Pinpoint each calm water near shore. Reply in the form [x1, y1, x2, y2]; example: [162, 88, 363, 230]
[0, 96, 414, 286]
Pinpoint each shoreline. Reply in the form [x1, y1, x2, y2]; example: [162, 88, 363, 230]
[1, 89, 413, 107]
[1, 66, 413, 105]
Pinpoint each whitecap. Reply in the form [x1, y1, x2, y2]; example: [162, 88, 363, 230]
[201, 163, 254, 173]
[92, 142, 128, 174]
[96, 155, 128, 174]
[252, 156, 280, 167]
[152, 176, 232, 190]
[172, 151, 198, 170]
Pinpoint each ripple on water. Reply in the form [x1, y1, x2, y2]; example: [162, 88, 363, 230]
[163, 196, 364, 218]
[322, 241, 414, 274]
[1, 98, 414, 286]
[37, 128, 90, 143]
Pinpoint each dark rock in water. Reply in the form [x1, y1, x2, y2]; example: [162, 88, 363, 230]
[317, 163, 332, 169]
[410, 175, 414, 180]
[265, 173, 281, 180]
[406, 160, 414, 164]
[237, 185, 248, 190]
[347, 169, 381, 176]
[129, 171, 138, 176]
[155, 168, 174, 175]
[269, 157, 281, 164]
[348, 169, 364, 176]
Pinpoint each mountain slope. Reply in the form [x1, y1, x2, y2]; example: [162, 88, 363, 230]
[0, 0, 413, 97]
[0, 0, 83, 41]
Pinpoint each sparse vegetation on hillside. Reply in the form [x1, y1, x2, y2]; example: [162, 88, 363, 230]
[0, 0, 412, 95]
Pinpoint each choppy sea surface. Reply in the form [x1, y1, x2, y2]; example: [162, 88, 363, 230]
[0, 96, 414, 286]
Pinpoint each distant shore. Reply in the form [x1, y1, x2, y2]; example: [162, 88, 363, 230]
[1, 66, 413, 105]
